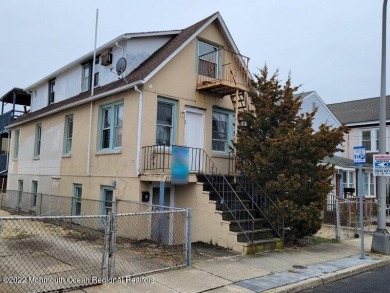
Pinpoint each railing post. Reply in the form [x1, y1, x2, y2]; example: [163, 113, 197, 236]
[335, 197, 341, 241]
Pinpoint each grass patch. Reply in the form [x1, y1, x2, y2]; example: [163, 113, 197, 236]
[312, 236, 339, 245]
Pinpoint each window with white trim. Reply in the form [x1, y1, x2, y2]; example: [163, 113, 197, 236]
[99, 101, 123, 151]
[364, 172, 375, 197]
[342, 170, 355, 190]
[14, 129, 20, 160]
[361, 129, 379, 152]
[81, 61, 92, 92]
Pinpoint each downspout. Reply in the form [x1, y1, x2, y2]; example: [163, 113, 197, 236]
[86, 101, 93, 176]
[134, 86, 143, 176]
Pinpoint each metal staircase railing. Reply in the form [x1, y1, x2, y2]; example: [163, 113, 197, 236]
[232, 154, 284, 241]
[200, 149, 256, 245]
[141, 145, 257, 246]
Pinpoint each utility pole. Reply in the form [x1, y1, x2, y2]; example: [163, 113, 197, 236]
[372, 0, 390, 254]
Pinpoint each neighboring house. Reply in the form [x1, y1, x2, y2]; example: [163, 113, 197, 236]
[0, 88, 31, 189]
[3, 12, 282, 253]
[327, 96, 390, 198]
[296, 91, 362, 198]
[297, 91, 341, 133]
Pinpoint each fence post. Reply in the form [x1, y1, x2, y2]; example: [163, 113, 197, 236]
[108, 199, 119, 278]
[101, 213, 111, 279]
[335, 197, 341, 241]
[185, 208, 192, 267]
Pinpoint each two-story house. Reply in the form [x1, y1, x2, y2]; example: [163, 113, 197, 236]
[3, 12, 283, 253]
[297, 91, 360, 200]
[327, 97, 389, 198]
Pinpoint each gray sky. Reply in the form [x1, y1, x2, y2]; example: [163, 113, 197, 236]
[0, 0, 385, 104]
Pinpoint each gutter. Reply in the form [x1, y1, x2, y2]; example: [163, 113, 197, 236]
[9, 80, 145, 128]
[134, 85, 143, 176]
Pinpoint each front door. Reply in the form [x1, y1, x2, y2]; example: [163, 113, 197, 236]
[184, 107, 205, 171]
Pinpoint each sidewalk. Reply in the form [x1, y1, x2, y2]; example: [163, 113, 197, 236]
[69, 236, 390, 293]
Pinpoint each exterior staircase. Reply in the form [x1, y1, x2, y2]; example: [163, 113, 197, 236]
[196, 173, 284, 253]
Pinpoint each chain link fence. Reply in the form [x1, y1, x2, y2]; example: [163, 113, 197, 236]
[0, 193, 192, 293]
[0, 190, 104, 216]
[317, 194, 378, 240]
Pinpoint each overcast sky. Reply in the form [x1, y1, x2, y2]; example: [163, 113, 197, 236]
[0, 0, 386, 104]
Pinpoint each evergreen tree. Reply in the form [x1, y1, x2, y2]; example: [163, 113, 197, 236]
[234, 66, 348, 242]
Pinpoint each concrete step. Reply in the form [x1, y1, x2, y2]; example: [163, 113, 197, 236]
[233, 228, 274, 242]
[240, 238, 284, 254]
[229, 218, 266, 232]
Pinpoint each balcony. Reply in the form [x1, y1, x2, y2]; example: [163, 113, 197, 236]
[197, 48, 250, 96]
[0, 88, 31, 135]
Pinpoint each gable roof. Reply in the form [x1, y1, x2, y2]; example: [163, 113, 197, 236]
[294, 91, 341, 126]
[11, 12, 237, 127]
[327, 96, 390, 126]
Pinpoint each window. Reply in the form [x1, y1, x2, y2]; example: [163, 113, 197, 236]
[63, 115, 73, 155]
[94, 72, 99, 87]
[156, 98, 177, 146]
[99, 102, 123, 150]
[48, 79, 55, 105]
[212, 108, 234, 153]
[342, 170, 355, 196]
[72, 184, 82, 216]
[361, 129, 379, 152]
[34, 124, 42, 158]
[101, 186, 113, 215]
[14, 129, 20, 160]
[81, 61, 92, 92]
[197, 41, 220, 78]
[18, 180, 23, 206]
[365, 172, 375, 197]
[31, 181, 38, 208]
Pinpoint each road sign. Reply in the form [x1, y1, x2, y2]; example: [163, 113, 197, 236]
[353, 146, 366, 164]
[373, 154, 390, 176]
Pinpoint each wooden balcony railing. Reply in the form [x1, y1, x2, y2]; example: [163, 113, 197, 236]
[197, 48, 250, 95]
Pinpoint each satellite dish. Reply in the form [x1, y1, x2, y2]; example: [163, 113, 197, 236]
[116, 57, 127, 75]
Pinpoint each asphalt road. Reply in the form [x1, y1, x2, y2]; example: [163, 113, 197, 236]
[303, 265, 390, 293]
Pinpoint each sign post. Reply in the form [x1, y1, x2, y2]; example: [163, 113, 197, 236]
[353, 146, 366, 259]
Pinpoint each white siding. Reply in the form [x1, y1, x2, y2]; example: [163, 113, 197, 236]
[300, 92, 340, 131]
[29, 36, 171, 112]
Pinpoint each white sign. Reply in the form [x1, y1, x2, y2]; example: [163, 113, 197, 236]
[353, 146, 366, 164]
[373, 154, 390, 176]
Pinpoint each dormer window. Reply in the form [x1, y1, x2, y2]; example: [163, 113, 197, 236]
[48, 79, 55, 105]
[81, 61, 92, 92]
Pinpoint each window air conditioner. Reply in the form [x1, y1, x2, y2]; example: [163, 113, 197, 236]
[101, 52, 113, 66]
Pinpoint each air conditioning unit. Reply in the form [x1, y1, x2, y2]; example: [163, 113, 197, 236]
[101, 52, 113, 66]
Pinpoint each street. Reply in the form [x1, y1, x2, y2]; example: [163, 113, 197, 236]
[304, 265, 390, 293]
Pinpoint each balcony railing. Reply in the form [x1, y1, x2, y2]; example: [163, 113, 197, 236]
[197, 48, 250, 95]
[142, 145, 206, 173]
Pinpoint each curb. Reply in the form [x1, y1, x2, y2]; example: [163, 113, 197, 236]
[264, 257, 390, 293]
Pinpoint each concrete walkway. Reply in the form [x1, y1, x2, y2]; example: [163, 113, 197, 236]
[69, 236, 390, 293]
